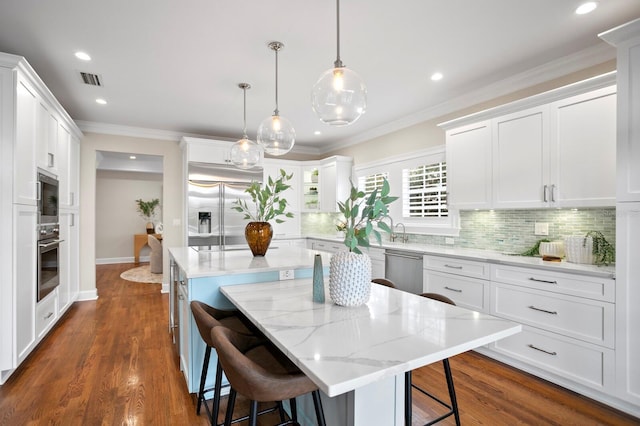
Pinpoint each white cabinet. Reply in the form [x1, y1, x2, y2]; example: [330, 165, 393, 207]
[368, 247, 385, 278]
[445, 121, 492, 209]
[178, 278, 190, 382]
[35, 292, 58, 340]
[492, 106, 549, 209]
[442, 77, 617, 210]
[58, 210, 78, 315]
[36, 101, 58, 174]
[181, 137, 234, 165]
[302, 156, 352, 212]
[549, 86, 617, 207]
[14, 205, 37, 365]
[57, 126, 80, 209]
[307, 238, 344, 253]
[489, 264, 615, 393]
[14, 74, 38, 205]
[423, 255, 490, 312]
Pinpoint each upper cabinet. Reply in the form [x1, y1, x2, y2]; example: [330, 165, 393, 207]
[181, 137, 235, 165]
[304, 156, 352, 212]
[441, 74, 617, 210]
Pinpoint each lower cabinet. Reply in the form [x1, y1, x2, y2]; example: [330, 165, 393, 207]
[35, 292, 58, 340]
[423, 255, 490, 312]
[307, 238, 343, 253]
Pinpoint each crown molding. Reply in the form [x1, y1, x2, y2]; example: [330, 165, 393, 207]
[319, 43, 615, 154]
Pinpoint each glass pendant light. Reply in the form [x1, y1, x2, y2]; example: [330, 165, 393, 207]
[230, 83, 261, 169]
[311, 0, 367, 126]
[257, 41, 295, 156]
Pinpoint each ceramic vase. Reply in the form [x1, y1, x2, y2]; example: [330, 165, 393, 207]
[146, 222, 154, 234]
[313, 254, 325, 303]
[329, 251, 372, 307]
[245, 222, 273, 256]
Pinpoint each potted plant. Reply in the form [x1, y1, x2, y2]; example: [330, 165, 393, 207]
[231, 169, 294, 256]
[135, 198, 160, 234]
[330, 178, 398, 307]
[585, 230, 615, 266]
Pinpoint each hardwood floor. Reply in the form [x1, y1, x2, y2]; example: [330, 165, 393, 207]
[0, 263, 637, 425]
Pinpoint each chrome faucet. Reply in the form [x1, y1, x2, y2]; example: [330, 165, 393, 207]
[380, 215, 395, 242]
[395, 223, 408, 243]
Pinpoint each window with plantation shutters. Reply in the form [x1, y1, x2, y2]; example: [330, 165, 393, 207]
[402, 162, 448, 217]
[358, 172, 388, 194]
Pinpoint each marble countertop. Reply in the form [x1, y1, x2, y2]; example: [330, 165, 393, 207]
[307, 235, 616, 279]
[168, 246, 332, 279]
[221, 278, 522, 397]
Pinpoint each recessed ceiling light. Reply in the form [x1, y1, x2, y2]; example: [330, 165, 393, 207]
[575, 2, 597, 15]
[431, 72, 443, 81]
[95, 98, 107, 105]
[75, 51, 91, 61]
[129, 155, 137, 160]
[314, 130, 322, 135]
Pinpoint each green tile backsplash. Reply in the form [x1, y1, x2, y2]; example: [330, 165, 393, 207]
[302, 208, 616, 254]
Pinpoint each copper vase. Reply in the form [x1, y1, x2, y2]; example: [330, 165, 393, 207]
[245, 222, 273, 256]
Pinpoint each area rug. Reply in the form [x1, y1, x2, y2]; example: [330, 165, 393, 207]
[120, 265, 163, 284]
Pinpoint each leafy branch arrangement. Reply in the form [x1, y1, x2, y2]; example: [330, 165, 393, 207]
[585, 230, 615, 266]
[135, 198, 160, 221]
[337, 178, 398, 254]
[520, 238, 550, 257]
[231, 169, 294, 223]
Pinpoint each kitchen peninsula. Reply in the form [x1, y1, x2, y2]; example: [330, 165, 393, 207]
[168, 246, 332, 392]
[170, 245, 521, 425]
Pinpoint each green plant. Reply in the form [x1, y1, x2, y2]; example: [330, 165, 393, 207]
[135, 198, 160, 221]
[584, 230, 615, 266]
[520, 238, 550, 257]
[337, 178, 398, 254]
[232, 169, 294, 223]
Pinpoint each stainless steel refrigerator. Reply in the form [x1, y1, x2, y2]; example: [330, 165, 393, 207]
[187, 162, 262, 250]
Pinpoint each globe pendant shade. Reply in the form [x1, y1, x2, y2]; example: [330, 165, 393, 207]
[311, 66, 367, 126]
[230, 138, 261, 169]
[257, 114, 295, 156]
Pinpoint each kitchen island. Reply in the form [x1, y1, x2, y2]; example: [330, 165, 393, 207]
[168, 246, 331, 392]
[221, 278, 521, 425]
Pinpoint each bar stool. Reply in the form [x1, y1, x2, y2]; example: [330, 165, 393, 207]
[190, 301, 263, 426]
[405, 293, 461, 426]
[211, 326, 327, 426]
[372, 278, 397, 288]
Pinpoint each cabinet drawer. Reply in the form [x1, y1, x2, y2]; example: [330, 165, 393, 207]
[492, 264, 614, 302]
[492, 326, 614, 391]
[423, 270, 487, 312]
[309, 240, 343, 253]
[492, 283, 614, 348]
[424, 255, 490, 279]
[36, 294, 58, 338]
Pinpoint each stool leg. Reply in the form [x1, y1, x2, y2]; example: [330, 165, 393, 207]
[197, 346, 212, 415]
[443, 359, 460, 426]
[311, 390, 326, 426]
[249, 400, 258, 426]
[224, 389, 236, 426]
[405, 371, 412, 426]
[211, 360, 223, 426]
[290, 398, 298, 422]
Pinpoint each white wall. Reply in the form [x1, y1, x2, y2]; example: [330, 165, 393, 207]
[95, 170, 162, 261]
[80, 132, 183, 298]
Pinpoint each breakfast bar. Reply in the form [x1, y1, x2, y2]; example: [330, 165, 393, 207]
[221, 277, 522, 425]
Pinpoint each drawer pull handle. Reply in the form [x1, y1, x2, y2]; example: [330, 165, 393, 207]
[444, 264, 463, 269]
[529, 277, 557, 285]
[528, 344, 557, 356]
[444, 286, 462, 293]
[44, 312, 53, 319]
[528, 305, 557, 315]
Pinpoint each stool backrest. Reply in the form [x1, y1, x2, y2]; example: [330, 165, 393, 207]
[419, 293, 456, 306]
[190, 301, 235, 346]
[372, 278, 397, 289]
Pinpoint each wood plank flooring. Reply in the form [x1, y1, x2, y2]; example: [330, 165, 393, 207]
[0, 263, 637, 425]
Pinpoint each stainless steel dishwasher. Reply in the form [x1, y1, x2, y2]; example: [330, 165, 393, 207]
[384, 249, 424, 294]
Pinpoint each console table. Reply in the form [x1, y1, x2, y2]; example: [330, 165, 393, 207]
[134, 233, 162, 264]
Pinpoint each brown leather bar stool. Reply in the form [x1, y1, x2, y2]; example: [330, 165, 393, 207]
[211, 326, 327, 426]
[372, 277, 397, 288]
[405, 293, 461, 426]
[190, 301, 263, 426]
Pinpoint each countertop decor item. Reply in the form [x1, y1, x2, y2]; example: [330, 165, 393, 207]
[329, 178, 398, 306]
[520, 238, 550, 257]
[585, 230, 615, 266]
[313, 254, 325, 303]
[135, 198, 160, 234]
[231, 169, 294, 256]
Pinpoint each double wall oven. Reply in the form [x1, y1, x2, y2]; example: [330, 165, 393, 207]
[37, 169, 62, 302]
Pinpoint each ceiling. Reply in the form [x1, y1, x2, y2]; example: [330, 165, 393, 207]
[1, 1, 639, 155]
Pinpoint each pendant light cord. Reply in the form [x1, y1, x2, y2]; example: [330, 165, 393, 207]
[274, 47, 280, 116]
[242, 85, 248, 138]
[334, 0, 343, 68]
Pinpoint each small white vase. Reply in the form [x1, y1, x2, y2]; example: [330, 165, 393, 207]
[329, 251, 372, 307]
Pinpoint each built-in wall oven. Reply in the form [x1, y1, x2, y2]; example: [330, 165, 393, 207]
[37, 224, 62, 302]
[37, 169, 58, 225]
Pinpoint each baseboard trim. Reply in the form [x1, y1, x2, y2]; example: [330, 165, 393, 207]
[77, 289, 98, 301]
[96, 256, 149, 265]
